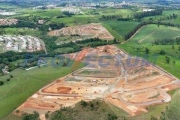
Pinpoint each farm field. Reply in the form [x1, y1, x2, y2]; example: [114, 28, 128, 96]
[0, 60, 76, 119]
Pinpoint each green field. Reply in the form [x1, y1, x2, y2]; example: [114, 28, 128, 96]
[164, 89, 180, 120]
[0, 28, 42, 36]
[143, 10, 180, 25]
[129, 24, 180, 44]
[54, 47, 74, 53]
[83, 8, 134, 17]
[103, 20, 140, 38]
[0, 59, 80, 119]
[118, 24, 180, 78]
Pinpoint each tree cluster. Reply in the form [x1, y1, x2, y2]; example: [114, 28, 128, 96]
[153, 38, 180, 45]
[100, 15, 122, 21]
[134, 9, 163, 19]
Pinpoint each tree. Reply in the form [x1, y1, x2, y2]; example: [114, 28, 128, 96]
[22, 111, 39, 120]
[10, 75, 13, 78]
[145, 47, 149, 54]
[160, 50, 166, 55]
[51, 111, 68, 120]
[45, 112, 49, 119]
[81, 100, 88, 107]
[166, 56, 170, 64]
[0, 81, 4, 86]
[172, 45, 175, 49]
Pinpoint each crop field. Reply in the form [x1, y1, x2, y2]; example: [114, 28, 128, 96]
[0, 61, 74, 119]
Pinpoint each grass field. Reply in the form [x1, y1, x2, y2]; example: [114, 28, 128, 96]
[143, 10, 180, 25]
[54, 47, 74, 53]
[103, 20, 140, 38]
[129, 104, 168, 120]
[83, 8, 134, 17]
[0, 28, 42, 37]
[164, 89, 180, 120]
[0, 59, 81, 119]
[129, 24, 180, 44]
[13, 8, 63, 18]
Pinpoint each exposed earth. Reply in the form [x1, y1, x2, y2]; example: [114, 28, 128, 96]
[48, 23, 114, 41]
[15, 45, 180, 118]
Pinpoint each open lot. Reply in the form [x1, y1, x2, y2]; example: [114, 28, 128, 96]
[0, 19, 17, 25]
[15, 45, 180, 118]
[48, 23, 114, 45]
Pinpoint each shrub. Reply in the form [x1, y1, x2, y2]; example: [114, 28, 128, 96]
[0, 81, 4, 86]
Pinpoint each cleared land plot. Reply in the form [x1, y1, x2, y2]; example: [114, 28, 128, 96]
[48, 23, 114, 42]
[15, 45, 180, 118]
[73, 69, 119, 78]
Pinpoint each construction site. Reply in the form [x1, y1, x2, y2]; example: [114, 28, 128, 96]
[48, 23, 114, 42]
[15, 45, 180, 117]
